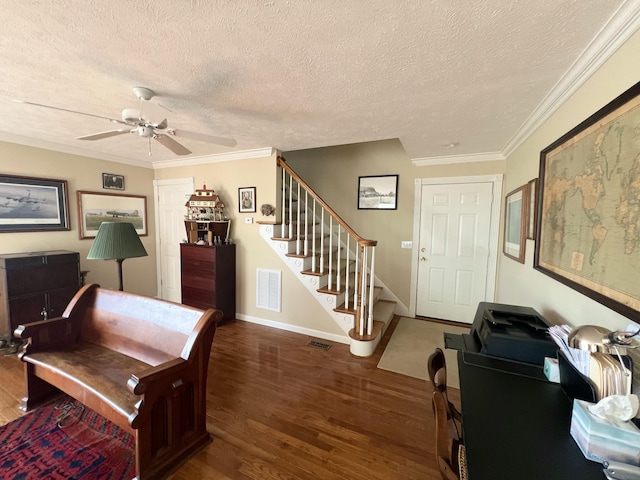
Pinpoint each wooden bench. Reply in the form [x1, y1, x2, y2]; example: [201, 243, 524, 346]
[14, 283, 220, 480]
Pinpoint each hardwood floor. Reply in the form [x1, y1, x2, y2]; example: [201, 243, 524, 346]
[0, 317, 459, 479]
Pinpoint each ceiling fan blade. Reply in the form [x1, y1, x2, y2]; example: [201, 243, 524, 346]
[77, 129, 132, 141]
[155, 134, 192, 155]
[13, 100, 130, 125]
[170, 129, 237, 148]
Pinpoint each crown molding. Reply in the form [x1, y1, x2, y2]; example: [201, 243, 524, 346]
[152, 147, 276, 169]
[502, 0, 640, 157]
[0, 131, 153, 168]
[411, 151, 505, 167]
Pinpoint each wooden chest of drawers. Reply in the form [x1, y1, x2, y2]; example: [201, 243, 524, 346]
[180, 243, 236, 324]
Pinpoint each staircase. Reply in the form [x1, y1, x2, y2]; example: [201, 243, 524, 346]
[258, 156, 396, 357]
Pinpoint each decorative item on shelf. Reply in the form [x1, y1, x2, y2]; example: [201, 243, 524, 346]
[86, 222, 148, 291]
[261, 204, 275, 216]
[184, 184, 230, 244]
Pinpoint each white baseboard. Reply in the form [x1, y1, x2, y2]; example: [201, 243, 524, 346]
[235, 313, 351, 345]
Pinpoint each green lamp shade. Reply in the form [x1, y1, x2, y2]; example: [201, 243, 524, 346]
[87, 222, 148, 260]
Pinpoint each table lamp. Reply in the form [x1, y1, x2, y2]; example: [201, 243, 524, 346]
[87, 222, 148, 291]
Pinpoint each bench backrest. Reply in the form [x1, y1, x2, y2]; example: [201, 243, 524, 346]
[64, 284, 215, 366]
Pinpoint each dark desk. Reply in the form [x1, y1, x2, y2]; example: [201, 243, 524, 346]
[458, 350, 603, 479]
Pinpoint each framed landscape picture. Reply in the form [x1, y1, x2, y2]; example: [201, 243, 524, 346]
[0, 174, 69, 232]
[77, 191, 147, 239]
[534, 80, 640, 320]
[503, 184, 528, 263]
[358, 175, 398, 210]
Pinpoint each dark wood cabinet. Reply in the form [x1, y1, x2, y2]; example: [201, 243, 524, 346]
[0, 250, 81, 338]
[180, 243, 236, 324]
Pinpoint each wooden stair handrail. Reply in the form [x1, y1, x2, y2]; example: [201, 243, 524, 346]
[277, 156, 377, 247]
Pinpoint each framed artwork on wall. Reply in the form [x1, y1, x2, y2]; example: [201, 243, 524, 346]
[0, 174, 70, 232]
[357, 174, 398, 210]
[503, 184, 528, 263]
[102, 173, 125, 190]
[526, 178, 538, 240]
[77, 190, 147, 239]
[534, 80, 640, 320]
[238, 187, 256, 213]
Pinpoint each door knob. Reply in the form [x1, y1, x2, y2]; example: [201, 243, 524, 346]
[420, 257, 426, 262]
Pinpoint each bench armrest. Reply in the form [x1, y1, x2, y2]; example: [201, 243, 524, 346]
[127, 358, 187, 396]
[14, 316, 81, 354]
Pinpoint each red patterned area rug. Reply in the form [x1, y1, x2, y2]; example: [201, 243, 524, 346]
[0, 396, 135, 480]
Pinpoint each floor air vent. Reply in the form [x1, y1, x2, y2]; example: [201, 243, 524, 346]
[308, 340, 332, 350]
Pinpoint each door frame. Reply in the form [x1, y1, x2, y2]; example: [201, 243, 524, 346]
[153, 177, 195, 299]
[408, 174, 503, 318]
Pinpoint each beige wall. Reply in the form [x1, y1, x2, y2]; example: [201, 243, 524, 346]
[0, 142, 157, 296]
[497, 28, 640, 333]
[285, 139, 505, 309]
[153, 152, 345, 337]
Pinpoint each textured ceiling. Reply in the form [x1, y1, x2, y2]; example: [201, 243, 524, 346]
[0, 1, 636, 167]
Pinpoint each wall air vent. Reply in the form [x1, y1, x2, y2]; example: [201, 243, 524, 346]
[256, 268, 281, 312]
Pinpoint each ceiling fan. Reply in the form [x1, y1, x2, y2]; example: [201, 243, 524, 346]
[14, 86, 237, 156]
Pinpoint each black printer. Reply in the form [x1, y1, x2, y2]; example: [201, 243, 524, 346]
[448, 302, 558, 366]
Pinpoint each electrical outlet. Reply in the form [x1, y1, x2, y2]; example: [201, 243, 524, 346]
[401, 241, 412, 249]
[245, 217, 253, 224]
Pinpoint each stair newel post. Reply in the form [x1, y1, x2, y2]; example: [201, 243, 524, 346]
[288, 175, 294, 239]
[359, 244, 368, 335]
[304, 190, 309, 256]
[355, 244, 367, 337]
[312, 199, 317, 272]
[296, 182, 302, 255]
[345, 235, 350, 309]
[367, 246, 376, 335]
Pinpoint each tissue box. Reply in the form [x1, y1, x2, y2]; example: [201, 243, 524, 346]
[570, 399, 640, 465]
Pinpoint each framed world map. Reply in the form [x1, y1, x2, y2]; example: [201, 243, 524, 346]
[534, 80, 640, 321]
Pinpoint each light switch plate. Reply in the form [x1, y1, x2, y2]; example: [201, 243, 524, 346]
[401, 241, 412, 249]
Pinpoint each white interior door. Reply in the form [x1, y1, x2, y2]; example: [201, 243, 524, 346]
[415, 181, 495, 323]
[154, 178, 194, 302]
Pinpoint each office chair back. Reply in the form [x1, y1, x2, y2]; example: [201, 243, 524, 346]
[433, 390, 467, 480]
[427, 348, 463, 435]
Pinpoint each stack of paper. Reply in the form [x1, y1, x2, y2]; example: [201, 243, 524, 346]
[548, 325, 632, 400]
[548, 325, 590, 376]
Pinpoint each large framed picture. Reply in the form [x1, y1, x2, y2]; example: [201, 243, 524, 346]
[0, 174, 70, 232]
[534, 80, 640, 320]
[357, 174, 398, 210]
[77, 191, 147, 239]
[238, 186, 256, 213]
[503, 184, 528, 263]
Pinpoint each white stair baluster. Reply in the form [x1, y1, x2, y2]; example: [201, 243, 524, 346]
[296, 182, 301, 255]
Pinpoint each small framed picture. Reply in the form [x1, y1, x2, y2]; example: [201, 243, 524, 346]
[102, 173, 125, 191]
[238, 187, 256, 213]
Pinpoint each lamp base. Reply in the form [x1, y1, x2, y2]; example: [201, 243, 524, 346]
[116, 258, 124, 291]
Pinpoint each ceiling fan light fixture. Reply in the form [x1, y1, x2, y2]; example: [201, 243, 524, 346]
[138, 125, 155, 137]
